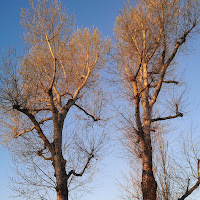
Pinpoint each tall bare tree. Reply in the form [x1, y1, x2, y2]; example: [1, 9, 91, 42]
[0, 0, 109, 200]
[114, 0, 200, 199]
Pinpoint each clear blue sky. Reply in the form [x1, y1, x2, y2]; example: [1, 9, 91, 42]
[1, 1, 200, 200]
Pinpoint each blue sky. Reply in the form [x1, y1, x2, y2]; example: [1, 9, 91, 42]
[1, 0, 200, 200]
[0, 1, 127, 200]
[0, 0, 124, 47]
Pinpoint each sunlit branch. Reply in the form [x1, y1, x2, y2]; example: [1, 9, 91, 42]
[130, 76, 144, 139]
[51, 86, 63, 110]
[44, 33, 57, 92]
[73, 53, 98, 101]
[49, 58, 57, 91]
[38, 91, 72, 104]
[149, 22, 196, 108]
[129, 57, 142, 82]
[124, 19, 141, 57]
[131, 35, 141, 57]
[73, 61, 90, 100]
[59, 59, 70, 93]
[133, 84, 149, 99]
[37, 154, 52, 160]
[166, 21, 196, 67]
[14, 117, 53, 138]
[178, 179, 200, 200]
[28, 107, 51, 113]
[13, 105, 53, 153]
[36, 147, 52, 161]
[45, 33, 55, 59]
[147, 36, 161, 62]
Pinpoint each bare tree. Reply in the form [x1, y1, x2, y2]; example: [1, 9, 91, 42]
[118, 125, 200, 200]
[114, 0, 200, 199]
[0, 0, 110, 200]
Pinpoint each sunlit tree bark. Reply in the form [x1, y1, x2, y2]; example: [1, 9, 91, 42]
[114, 0, 200, 199]
[0, 1, 109, 199]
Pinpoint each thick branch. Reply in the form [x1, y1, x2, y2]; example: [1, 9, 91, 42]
[130, 33, 141, 57]
[131, 79, 143, 137]
[147, 41, 160, 62]
[74, 103, 100, 121]
[48, 88, 58, 115]
[149, 22, 196, 108]
[13, 106, 53, 153]
[46, 33, 55, 59]
[178, 178, 200, 200]
[73, 69, 90, 100]
[73, 53, 98, 100]
[151, 113, 183, 122]
[49, 58, 57, 91]
[166, 22, 196, 67]
[45, 33, 57, 92]
[59, 59, 70, 93]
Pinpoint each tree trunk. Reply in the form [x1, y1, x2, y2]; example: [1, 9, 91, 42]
[141, 101, 157, 200]
[53, 127, 68, 200]
[57, 188, 68, 200]
[141, 148, 157, 200]
[54, 154, 68, 200]
[51, 109, 69, 200]
[141, 130, 157, 200]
